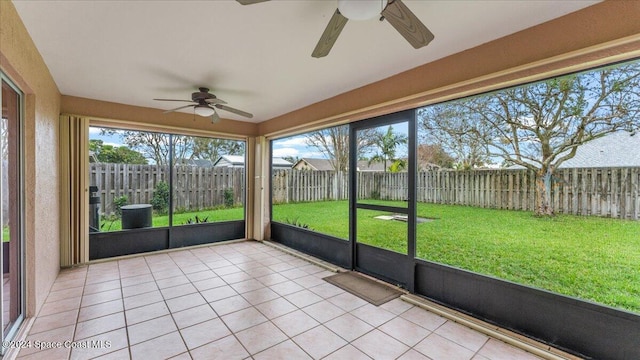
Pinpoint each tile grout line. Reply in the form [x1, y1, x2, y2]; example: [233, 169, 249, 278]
[183, 246, 255, 359]
[401, 294, 578, 360]
[140, 245, 308, 356]
[16, 241, 562, 360]
[118, 257, 133, 360]
[85, 245, 297, 359]
[79, 263, 126, 359]
[251, 251, 376, 359]
[67, 265, 90, 359]
[264, 240, 575, 360]
[215, 243, 329, 358]
[241, 247, 320, 359]
[260, 240, 341, 273]
[151, 243, 279, 358]
[221, 245, 300, 359]
[146, 250, 191, 359]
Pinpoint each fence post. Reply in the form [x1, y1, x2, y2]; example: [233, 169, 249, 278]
[90, 164, 638, 219]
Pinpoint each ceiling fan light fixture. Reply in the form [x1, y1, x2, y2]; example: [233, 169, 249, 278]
[338, 0, 388, 20]
[211, 110, 221, 124]
[194, 105, 216, 117]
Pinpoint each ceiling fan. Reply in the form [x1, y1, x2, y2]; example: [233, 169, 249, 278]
[237, 0, 434, 58]
[154, 87, 253, 123]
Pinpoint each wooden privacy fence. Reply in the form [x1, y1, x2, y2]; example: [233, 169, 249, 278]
[272, 170, 349, 203]
[272, 168, 640, 220]
[90, 164, 639, 219]
[90, 164, 245, 214]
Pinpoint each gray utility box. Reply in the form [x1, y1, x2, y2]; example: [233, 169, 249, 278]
[121, 204, 153, 229]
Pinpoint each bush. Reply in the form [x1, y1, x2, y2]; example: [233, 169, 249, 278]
[113, 195, 128, 216]
[370, 189, 381, 200]
[224, 188, 234, 208]
[151, 181, 170, 214]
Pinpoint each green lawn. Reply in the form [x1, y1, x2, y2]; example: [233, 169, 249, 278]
[272, 200, 640, 313]
[99, 207, 245, 231]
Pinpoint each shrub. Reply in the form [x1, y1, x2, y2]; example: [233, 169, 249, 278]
[224, 188, 234, 208]
[113, 195, 128, 216]
[103, 195, 128, 231]
[370, 189, 381, 200]
[151, 181, 170, 214]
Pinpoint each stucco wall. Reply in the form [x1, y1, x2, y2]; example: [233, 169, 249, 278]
[61, 95, 259, 138]
[1, 1, 62, 315]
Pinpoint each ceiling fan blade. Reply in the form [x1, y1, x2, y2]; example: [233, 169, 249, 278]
[154, 99, 196, 103]
[162, 104, 194, 114]
[215, 104, 253, 118]
[382, 0, 434, 49]
[236, 0, 269, 5]
[211, 109, 221, 124]
[312, 9, 348, 58]
[205, 98, 228, 105]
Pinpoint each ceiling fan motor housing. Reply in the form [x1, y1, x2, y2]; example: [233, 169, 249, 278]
[192, 87, 217, 102]
[154, 87, 253, 119]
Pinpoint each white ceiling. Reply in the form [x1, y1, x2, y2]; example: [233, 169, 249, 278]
[13, 0, 599, 123]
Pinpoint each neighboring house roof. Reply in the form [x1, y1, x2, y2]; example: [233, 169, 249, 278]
[508, 131, 640, 169]
[291, 158, 387, 171]
[356, 160, 386, 172]
[89, 150, 98, 163]
[213, 155, 245, 167]
[213, 155, 292, 168]
[418, 162, 443, 171]
[293, 158, 335, 171]
[272, 157, 293, 168]
[559, 132, 640, 168]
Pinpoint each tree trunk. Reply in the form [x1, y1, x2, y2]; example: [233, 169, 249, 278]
[535, 166, 554, 216]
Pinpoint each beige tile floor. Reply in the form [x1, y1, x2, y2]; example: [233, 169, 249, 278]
[14, 241, 545, 360]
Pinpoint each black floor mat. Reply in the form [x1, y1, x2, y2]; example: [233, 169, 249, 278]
[323, 271, 402, 306]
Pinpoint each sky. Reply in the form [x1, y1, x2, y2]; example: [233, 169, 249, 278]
[89, 126, 123, 148]
[272, 135, 325, 159]
[90, 122, 410, 162]
[90, 126, 327, 160]
[273, 122, 410, 160]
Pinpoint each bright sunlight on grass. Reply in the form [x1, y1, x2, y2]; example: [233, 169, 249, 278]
[272, 200, 640, 313]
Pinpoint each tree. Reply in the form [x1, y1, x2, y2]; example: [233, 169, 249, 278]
[281, 155, 300, 165]
[191, 138, 244, 161]
[101, 130, 192, 166]
[89, 139, 148, 164]
[419, 62, 640, 216]
[419, 105, 491, 169]
[304, 125, 376, 171]
[388, 159, 407, 173]
[370, 126, 408, 172]
[417, 143, 455, 169]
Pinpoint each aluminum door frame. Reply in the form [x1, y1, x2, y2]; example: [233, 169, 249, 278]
[349, 109, 417, 291]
